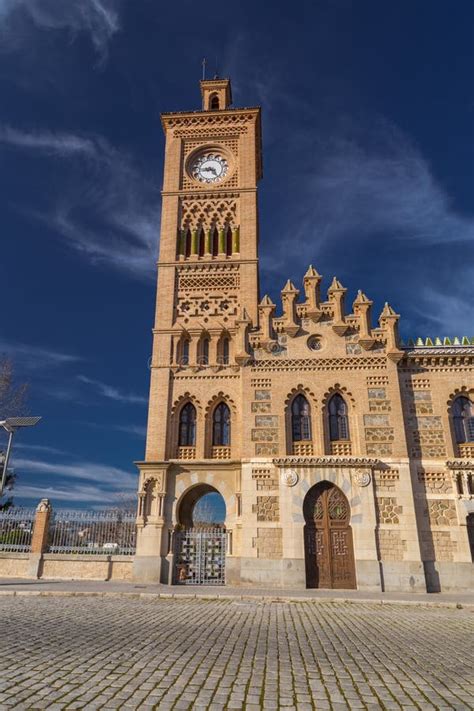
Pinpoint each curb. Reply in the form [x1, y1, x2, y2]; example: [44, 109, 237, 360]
[0, 589, 472, 609]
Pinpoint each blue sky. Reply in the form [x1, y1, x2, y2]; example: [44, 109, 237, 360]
[1, 0, 473, 509]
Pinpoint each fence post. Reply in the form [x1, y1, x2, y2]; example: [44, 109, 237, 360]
[27, 498, 52, 578]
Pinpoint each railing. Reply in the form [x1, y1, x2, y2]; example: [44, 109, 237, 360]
[0, 508, 36, 552]
[47, 510, 136, 555]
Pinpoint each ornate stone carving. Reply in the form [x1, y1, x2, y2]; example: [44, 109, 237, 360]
[274, 456, 378, 468]
[36, 498, 52, 513]
[281, 469, 299, 487]
[354, 470, 371, 487]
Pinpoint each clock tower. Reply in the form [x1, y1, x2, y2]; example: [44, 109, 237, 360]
[134, 78, 262, 581]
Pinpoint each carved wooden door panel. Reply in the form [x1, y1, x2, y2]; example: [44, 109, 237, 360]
[304, 483, 356, 589]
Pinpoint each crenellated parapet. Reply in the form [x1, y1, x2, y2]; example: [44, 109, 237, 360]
[251, 266, 405, 358]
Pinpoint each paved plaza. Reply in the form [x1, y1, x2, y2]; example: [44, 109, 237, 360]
[0, 596, 472, 710]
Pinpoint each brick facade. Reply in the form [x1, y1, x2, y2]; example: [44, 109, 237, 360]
[133, 79, 474, 593]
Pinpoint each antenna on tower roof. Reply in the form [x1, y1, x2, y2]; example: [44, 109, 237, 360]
[202, 57, 206, 80]
[214, 55, 218, 79]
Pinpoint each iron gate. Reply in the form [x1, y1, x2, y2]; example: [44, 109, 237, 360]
[174, 528, 226, 585]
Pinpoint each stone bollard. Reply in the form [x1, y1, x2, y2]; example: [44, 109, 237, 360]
[27, 498, 52, 578]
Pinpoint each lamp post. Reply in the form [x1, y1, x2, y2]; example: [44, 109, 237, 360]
[0, 417, 42, 499]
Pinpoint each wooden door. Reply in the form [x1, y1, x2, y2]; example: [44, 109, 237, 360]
[304, 482, 356, 589]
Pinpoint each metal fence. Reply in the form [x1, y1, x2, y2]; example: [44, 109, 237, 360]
[47, 510, 136, 555]
[0, 508, 36, 552]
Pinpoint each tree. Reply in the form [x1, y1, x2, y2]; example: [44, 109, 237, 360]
[0, 357, 28, 510]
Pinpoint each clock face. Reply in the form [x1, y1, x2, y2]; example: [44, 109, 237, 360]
[191, 153, 228, 183]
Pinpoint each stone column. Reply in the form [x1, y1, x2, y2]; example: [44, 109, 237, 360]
[133, 466, 169, 583]
[232, 227, 240, 254]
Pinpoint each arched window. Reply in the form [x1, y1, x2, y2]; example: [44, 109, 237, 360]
[225, 226, 232, 256]
[453, 396, 474, 443]
[180, 339, 189, 366]
[213, 402, 231, 446]
[291, 395, 311, 441]
[211, 226, 219, 256]
[198, 227, 205, 257]
[222, 337, 230, 365]
[210, 94, 219, 110]
[179, 403, 196, 446]
[184, 227, 191, 258]
[200, 337, 209, 366]
[328, 394, 350, 441]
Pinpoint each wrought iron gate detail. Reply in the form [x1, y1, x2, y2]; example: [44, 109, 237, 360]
[174, 528, 226, 585]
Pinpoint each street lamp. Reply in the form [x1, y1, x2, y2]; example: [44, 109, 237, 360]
[0, 417, 42, 499]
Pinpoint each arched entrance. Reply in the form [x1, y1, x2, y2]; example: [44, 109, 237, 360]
[303, 481, 356, 589]
[174, 484, 227, 585]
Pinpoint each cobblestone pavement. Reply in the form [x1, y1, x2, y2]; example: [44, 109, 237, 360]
[0, 597, 472, 710]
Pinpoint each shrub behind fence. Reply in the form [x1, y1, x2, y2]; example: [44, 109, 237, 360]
[47, 510, 136, 555]
[0, 508, 36, 552]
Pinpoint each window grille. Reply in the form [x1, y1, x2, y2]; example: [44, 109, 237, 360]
[291, 394, 312, 441]
[179, 402, 197, 447]
[213, 402, 231, 446]
[453, 396, 474, 443]
[328, 394, 350, 441]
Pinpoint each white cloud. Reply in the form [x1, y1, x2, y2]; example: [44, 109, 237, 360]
[14, 483, 126, 504]
[15, 443, 68, 456]
[77, 375, 147, 405]
[13, 456, 137, 490]
[0, 125, 99, 156]
[113, 424, 147, 438]
[0, 126, 159, 279]
[263, 118, 474, 276]
[413, 279, 474, 338]
[0, 340, 79, 371]
[0, 0, 121, 58]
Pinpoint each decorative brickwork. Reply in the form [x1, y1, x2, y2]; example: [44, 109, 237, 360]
[137, 76, 474, 592]
[253, 496, 280, 522]
[417, 471, 452, 495]
[426, 500, 458, 527]
[330, 441, 352, 456]
[177, 446, 196, 460]
[255, 390, 271, 400]
[366, 375, 389, 386]
[421, 531, 458, 561]
[251, 401, 271, 413]
[255, 444, 279, 456]
[376, 497, 402, 524]
[251, 378, 272, 388]
[459, 443, 474, 458]
[252, 469, 278, 491]
[376, 530, 407, 561]
[254, 528, 283, 558]
[251, 428, 278, 442]
[365, 427, 394, 442]
[292, 442, 314, 456]
[211, 446, 231, 460]
[366, 443, 393, 456]
[374, 470, 400, 492]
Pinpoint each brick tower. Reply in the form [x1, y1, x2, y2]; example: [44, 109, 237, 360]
[134, 79, 262, 581]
